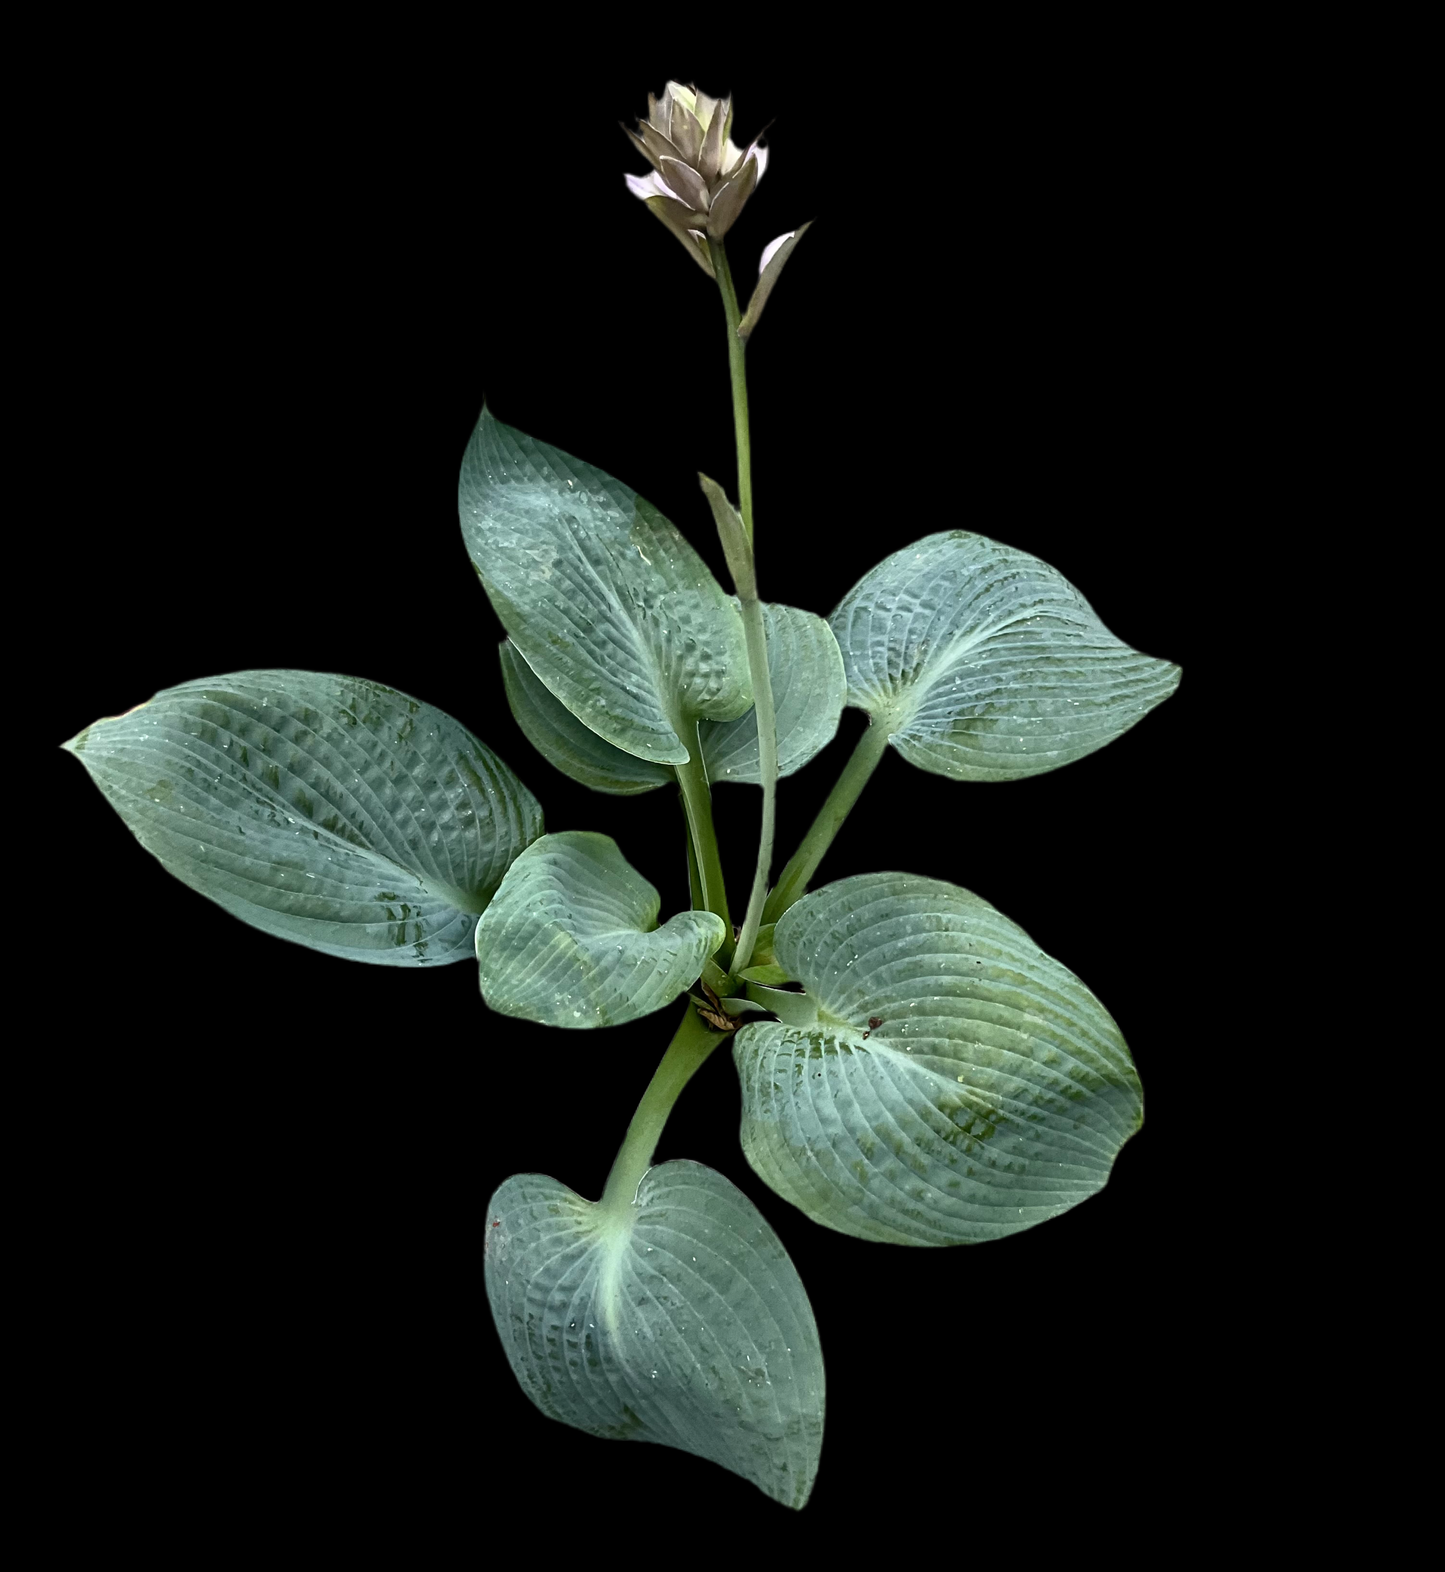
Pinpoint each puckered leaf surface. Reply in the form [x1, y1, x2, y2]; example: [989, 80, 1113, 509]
[486, 1159, 824, 1508]
[733, 872, 1143, 1244]
[498, 602, 844, 794]
[460, 410, 751, 766]
[64, 671, 542, 964]
[830, 531, 1179, 780]
[475, 831, 725, 1027]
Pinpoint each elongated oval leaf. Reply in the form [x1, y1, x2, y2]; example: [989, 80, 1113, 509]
[733, 872, 1143, 1244]
[486, 1159, 824, 1508]
[497, 603, 844, 795]
[460, 411, 751, 766]
[63, 671, 543, 964]
[499, 640, 669, 795]
[830, 531, 1180, 780]
[475, 831, 724, 1027]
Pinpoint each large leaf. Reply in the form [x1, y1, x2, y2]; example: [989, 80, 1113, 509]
[830, 531, 1180, 780]
[498, 602, 844, 794]
[486, 1159, 825, 1508]
[63, 671, 543, 964]
[733, 873, 1143, 1245]
[475, 832, 725, 1027]
[460, 410, 751, 766]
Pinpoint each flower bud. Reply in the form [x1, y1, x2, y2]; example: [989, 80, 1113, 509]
[623, 81, 769, 273]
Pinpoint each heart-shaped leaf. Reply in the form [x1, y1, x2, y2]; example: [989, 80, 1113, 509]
[830, 531, 1180, 780]
[486, 1159, 824, 1508]
[733, 872, 1143, 1244]
[475, 831, 725, 1027]
[460, 411, 751, 766]
[62, 672, 543, 964]
[498, 601, 844, 794]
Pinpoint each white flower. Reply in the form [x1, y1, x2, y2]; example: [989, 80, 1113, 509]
[623, 81, 769, 274]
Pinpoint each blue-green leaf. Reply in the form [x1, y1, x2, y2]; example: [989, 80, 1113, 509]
[486, 1159, 824, 1508]
[63, 671, 543, 964]
[733, 873, 1143, 1244]
[475, 832, 725, 1027]
[499, 639, 669, 796]
[460, 411, 750, 766]
[830, 531, 1179, 780]
[497, 602, 844, 795]
[702, 602, 845, 785]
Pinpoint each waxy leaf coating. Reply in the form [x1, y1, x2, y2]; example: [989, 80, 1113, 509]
[63, 671, 543, 964]
[499, 640, 668, 796]
[460, 410, 750, 766]
[733, 873, 1143, 1244]
[486, 1159, 824, 1508]
[475, 832, 725, 1027]
[830, 531, 1180, 780]
[499, 602, 845, 795]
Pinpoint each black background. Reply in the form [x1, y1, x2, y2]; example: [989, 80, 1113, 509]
[49, 23, 1215, 1551]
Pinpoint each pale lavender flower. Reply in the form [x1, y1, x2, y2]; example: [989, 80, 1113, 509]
[623, 81, 769, 276]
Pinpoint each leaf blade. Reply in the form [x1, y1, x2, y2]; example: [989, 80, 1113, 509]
[475, 831, 725, 1027]
[485, 1159, 824, 1508]
[497, 602, 844, 793]
[733, 872, 1143, 1244]
[460, 411, 751, 765]
[64, 671, 543, 964]
[702, 603, 846, 785]
[830, 531, 1180, 781]
[499, 640, 671, 795]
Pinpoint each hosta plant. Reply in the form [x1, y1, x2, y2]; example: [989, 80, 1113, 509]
[63, 79, 1180, 1510]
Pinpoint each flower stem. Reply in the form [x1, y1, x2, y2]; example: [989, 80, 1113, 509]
[707, 236, 774, 972]
[708, 239, 754, 542]
[600, 1004, 725, 1218]
[762, 718, 891, 925]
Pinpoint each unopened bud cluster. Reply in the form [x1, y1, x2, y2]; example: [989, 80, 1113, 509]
[624, 82, 768, 275]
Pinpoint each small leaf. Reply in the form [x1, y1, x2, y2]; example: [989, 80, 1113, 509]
[830, 531, 1179, 781]
[62, 671, 542, 965]
[734, 873, 1143, 1244]
[749, 922, 777, 967]
[739, 221, 812, 340]
[496, 603, 843, 793]
[698, 472, 755, 597]
[499, 640, 669, 796]
[742, 981, 819, 1029]
[486, 1159, 824, 1508]
[460, 412, 749, 766]
[716, 994, 770, 1017]
[739, 963, 791, 986]
[475, 832, 724, 1027]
